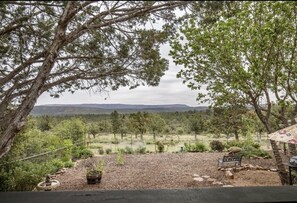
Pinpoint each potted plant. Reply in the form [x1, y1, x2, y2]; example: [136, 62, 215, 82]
[86, 160, 105, 184]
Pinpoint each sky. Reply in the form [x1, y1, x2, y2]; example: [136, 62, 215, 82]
[36, 9, 208, 107]
[36, 43, 205, 107]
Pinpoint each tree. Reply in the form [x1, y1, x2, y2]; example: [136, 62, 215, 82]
[87, 123, 99, 139]
[54, 118, 86, 143]
[119, 115, 129, 139]
[110, 111, 120, 138]
[210, 106, 248, 141]
[188, 113, 204, 140]
[36, 115, 52, 132]
[0, 1, 191, 158]
[147, 113, 166, 140]
[128, 112, 149, 140]
[170, 1, 297, 184]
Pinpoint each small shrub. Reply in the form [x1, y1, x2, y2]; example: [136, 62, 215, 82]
[240, 145, 271, 158]
[224, 140, 245, 149]
[80, 148, 94, 159]
[116, 151, 125, 165]
[105, 148, 112, 154]
[117, 148, 126, 154]
[210, 140, 224, 152]
[98, 148, 104, 155]
[51, 159, 64, 172]
[125, 146, 134, 154]
[156, 141, 165, 153]
[184, 142, 207, 152]
[64, 160, 74, 168]
[251, 143, 261, 149]
[135, 146, 146, 154]
[111, 138, 119, 144]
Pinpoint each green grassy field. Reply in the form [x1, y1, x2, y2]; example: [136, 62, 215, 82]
[87, 133, 271, 155]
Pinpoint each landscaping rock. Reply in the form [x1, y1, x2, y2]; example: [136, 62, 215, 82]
[225, 171, 234, 179]
[207, 178, 216, 182]
[212, 181, 223, 185]
[222, 185, 234, 187]
[202, 175, 210, 179]
[193, 177, 204, 182]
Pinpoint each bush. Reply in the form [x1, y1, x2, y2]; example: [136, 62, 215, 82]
[80, 148, 94, 159]
[224, 140, 245, 149]
[105, 148, 112, 154]
[111, 138, 119, 144]
[72, 146, 93, 159]
[210, 140, 224, 152]
[156, 141, 165, 153]
[184, 142, 207, 152]
[116, 151, 125, 165]
[98, 148, 104, 155]
[135, 146, 146, 154]
[64, 160, 74, 168]
[51, 159, 64, 172]
[241, 145, 271, 158]
[125, 147, 134, 154]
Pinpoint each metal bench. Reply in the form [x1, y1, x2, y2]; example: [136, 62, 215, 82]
[218, 154, 242, 167]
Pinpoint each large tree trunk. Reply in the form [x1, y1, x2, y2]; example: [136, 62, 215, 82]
[270, 139, 289, 185]
[0, 2, 75, 159]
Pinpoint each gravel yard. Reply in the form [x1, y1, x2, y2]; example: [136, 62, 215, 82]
[54, 152, 281, 191]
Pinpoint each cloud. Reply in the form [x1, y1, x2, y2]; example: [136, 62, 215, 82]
[36, 28, 209, 107]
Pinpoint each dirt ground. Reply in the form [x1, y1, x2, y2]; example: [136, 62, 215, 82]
[53, 152, 282, 191]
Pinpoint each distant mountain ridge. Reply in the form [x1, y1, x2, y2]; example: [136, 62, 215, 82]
[31, 103, 208, 116]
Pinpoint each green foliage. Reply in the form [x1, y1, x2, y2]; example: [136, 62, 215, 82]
[135, 146, 146, 154]
[36, 115, 52, 131]
[184, 142, 208, 152]
[224, 140, 245, 149]
[209, 140, 224, 152]
[116, 151, 125, 166]
[170, 1, 297, 132]
[64, 160, 74, 168]
[98, 148, 105, 155]
[111, 138, 119, 144]
[96, 160, 106, 172]
[240, 145, 271, 158]
[71, 146, 93, 160]
[156, 141, 165, 153]
[105, 148, 112, 154]
[11, 162, 49, 191]
[110, 111, 120, 136]
[124, 146, 134, 154]
[50, 159, 65, 172]
[54, 118, 86, 143]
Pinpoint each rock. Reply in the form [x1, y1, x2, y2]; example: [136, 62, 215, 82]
[202, 175, 210, 179]
[220, 168, 225, 171]
[226, 167, 232, 171]
[270, 168, 278, 172]
[193, 174, 200, 177]
[193, 177, 204, 182]
[225, 171, 234, 179]
[218, 167, 222, 171]
[212, 181, 223, 185]
[207, 178, 216, 182]
[222, 185, 234, 187]
[249, 164, 256, 170]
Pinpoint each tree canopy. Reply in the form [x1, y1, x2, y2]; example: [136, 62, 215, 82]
[169, 1, 297, 184]
[170, 1, 297, 133]
[0, 1, 191, 158]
